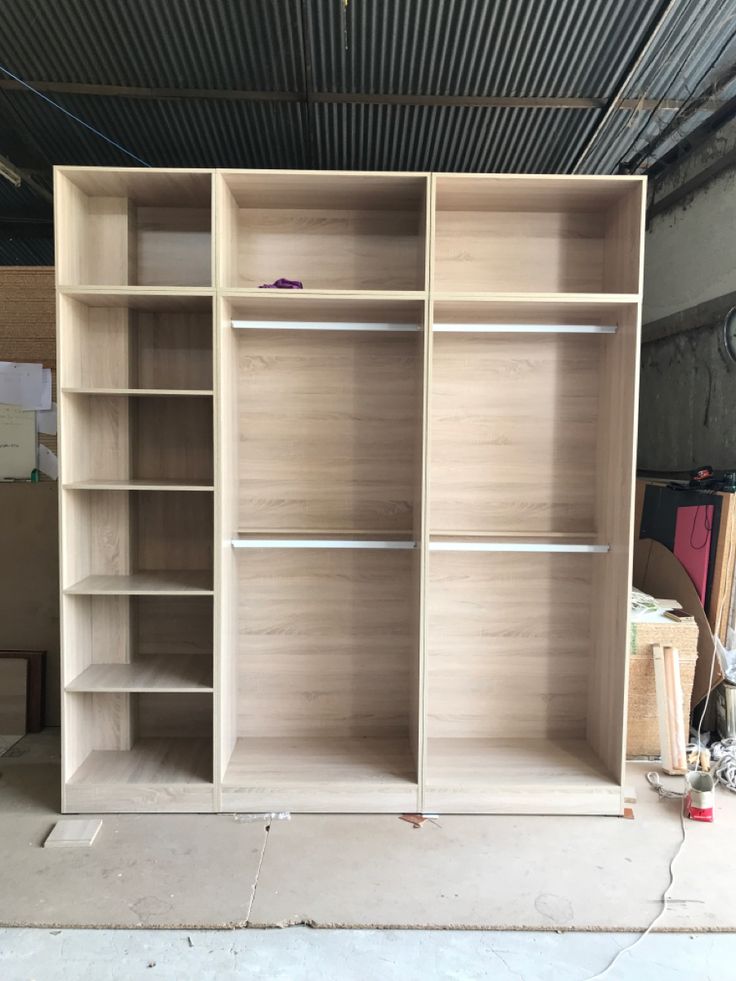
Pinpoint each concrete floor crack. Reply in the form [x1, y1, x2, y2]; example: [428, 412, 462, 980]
[245, 822, 271, 924]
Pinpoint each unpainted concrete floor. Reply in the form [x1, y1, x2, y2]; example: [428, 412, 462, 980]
[2, 730, 736, 979]
[2, 926, 736, 980]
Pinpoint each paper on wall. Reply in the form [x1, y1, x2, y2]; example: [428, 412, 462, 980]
[0, 361, 41, 409]
[37, 443, 58, 481]
[37, 401, 57, 436]
[0, 361, 49, 410]
[0, 405, 36, 478]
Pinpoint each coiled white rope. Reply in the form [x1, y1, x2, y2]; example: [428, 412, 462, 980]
[710, 738, 736, 792]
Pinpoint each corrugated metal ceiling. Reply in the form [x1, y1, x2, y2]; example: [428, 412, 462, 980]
[0, 0, 735, 263]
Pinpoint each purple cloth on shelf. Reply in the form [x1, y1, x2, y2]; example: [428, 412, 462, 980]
[258, 278, 304, 289]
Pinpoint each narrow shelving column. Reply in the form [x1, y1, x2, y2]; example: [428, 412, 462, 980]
[55, 167, 217, 812]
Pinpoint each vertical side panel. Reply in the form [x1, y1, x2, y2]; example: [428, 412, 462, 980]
[588, 181, 646, 789]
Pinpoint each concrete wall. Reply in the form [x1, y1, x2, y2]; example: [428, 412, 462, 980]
[639, 118, 736, 472]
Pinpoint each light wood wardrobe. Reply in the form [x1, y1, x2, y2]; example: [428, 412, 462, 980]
[54, 167, 645, 814]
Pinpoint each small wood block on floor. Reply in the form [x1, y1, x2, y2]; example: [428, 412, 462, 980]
[44, 819, 103, 848]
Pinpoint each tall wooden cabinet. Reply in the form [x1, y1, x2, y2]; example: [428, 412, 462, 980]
[54, 167, 645, 814]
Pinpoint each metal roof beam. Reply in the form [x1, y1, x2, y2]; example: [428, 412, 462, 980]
[0, 79, 721, 112]
[0, 149, 52, 203]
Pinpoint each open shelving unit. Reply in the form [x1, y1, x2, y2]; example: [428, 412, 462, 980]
[56, 167, 644, 814]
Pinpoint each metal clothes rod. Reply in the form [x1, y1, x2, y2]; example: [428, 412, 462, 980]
[232, 320, 421, 332]
[232, 539, 417, 549]
[432, 324, 617, 334]
[429, 542, 610, 553]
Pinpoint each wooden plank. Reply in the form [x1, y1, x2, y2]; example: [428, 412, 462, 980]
[65, 572, 213, 595]
[652, 644, 688, 774]
[66, 654, 213, 692]
[44, 818, 102, 848]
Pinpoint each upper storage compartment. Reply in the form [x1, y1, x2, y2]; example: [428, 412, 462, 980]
[55, 168, 212, 288]
[433, 176, 644, 295]
[218, 172, 429, 291]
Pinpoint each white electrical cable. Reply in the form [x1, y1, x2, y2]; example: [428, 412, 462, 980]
[587, 528, 736, 981]
[585, 780, 687, 981]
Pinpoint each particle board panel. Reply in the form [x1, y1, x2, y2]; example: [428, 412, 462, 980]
[434, 209, 606, 294]
[222, 736, 417, 812]
[67, 654, 213, 692]
[424, 738, 620, 814]
[67, 737, 211, 784]
[65, 571, 213, 595]
[588, 308, 643, 782]
[43, 818, 103, 848]
[427, 552, 592, 739]
[237, 330, 421, 533]
[236, 549, 416, 739]
[429, 332, 601, 535]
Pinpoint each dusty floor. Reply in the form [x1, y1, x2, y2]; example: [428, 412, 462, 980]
[2, 926, 736, 980]
[1, 730, 735, 939]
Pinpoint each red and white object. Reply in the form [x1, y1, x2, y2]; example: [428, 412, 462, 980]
[685, 770, 715, 822]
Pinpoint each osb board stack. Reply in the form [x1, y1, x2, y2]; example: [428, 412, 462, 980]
[0, 266, 56, 473]
[627, 616, 698, 757]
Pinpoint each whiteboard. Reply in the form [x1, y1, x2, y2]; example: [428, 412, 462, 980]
[0, 405, 36, 479]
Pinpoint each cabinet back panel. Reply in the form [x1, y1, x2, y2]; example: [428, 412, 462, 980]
[434, 210, 605, 293]
[235, 208, 424, 290]
[134, 492, 213, 572]
[134, 397, 213, 482]
[135, 596, 213, 656]
[136, 207, 211, 286]
[430, 333, 600, 535]
[237, 331, 420, 533]
[427, 552, 592, 738]
[236, 550, 415, 737]
[134, 311, 213, 390]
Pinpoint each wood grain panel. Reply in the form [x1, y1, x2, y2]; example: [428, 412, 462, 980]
[134, 396, 213, 483]
[425, 737, 620, 814]
[134, 492, 213, 572]
[430, 333, 601, 534]
[434, 210, 605, 293]
[236, 549, 416, 738]
[589, 306, 643, 781]
[237, 330, 421, 533]
[235, 208, 424, 291]
[427, 552, 592, 738]
[222, 736, 417, 812]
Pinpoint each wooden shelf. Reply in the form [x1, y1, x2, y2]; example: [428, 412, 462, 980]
[222, 737, 417, 812]
[64, 479, 214, 492]
[59, 287, 213, 309]
[65, 572, 214, 596]
[425, 738, 620, 814]
[223, 288, 427, 300]
[63, 388, 213, 397]
[68, 738, 212, 786]
[66, 654, 213, 693]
